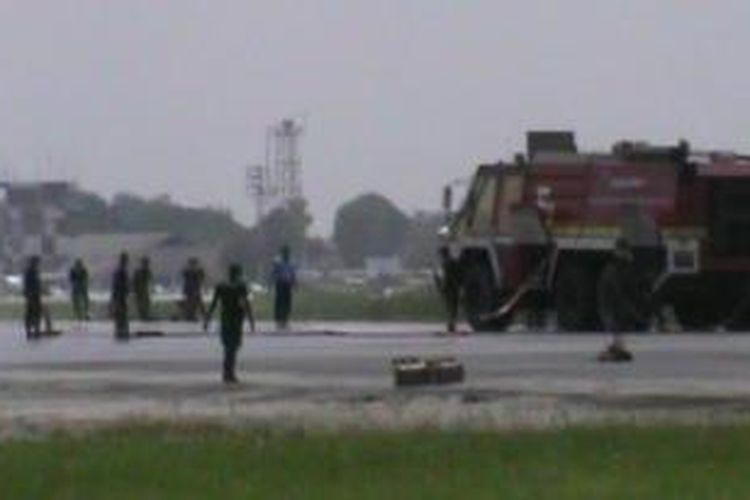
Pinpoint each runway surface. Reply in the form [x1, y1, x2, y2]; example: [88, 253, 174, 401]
[3, 320, 750, 433]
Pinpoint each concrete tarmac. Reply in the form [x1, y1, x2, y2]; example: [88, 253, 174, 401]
[3, 320, 750, 434]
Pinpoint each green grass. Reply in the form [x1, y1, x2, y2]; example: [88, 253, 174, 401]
[252, 286, 445, 322]
[1, 424, 749, 499]
[0, 285, 446, 323]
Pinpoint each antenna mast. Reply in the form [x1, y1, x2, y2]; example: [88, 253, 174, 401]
[246, 117, 305, 224]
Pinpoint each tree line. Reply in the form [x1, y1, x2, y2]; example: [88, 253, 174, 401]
[55, 187, 443, 276]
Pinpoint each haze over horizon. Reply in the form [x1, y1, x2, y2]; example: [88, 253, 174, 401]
[1, 1, 748, 236]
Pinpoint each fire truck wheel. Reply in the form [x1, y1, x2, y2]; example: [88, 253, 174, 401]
[673, 294, 727, 331]
[462, 262, 511, 332]
[555, 262, 599, 332]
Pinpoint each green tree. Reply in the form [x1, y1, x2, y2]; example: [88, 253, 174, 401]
[110, 193, 246, 242]
[58, 188, 115, 234]
[403, 211, 443, 269]
[222, 198, 312, 279]
[333, 193, 409, 267]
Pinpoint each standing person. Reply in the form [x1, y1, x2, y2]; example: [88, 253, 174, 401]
[40, 279, 55, 335]
[68, 258, 90, 321]
[23, 255, 42, 340]
[182, 257, 206, 321]
[271, 245, 296, 330]
[111, 252, 130, 340]
[437, 246, 462, 333]
[133, 257, 153, 321]
[597, 238, 648, 362]
[204, 264, 255, 384]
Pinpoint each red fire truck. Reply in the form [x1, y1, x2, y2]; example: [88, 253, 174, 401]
[440, 131, 750, 332]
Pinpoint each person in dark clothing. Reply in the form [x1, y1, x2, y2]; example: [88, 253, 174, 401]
[597, 238, 648, 362]
[182, 257, 206, 321]
[68, 259, 90, 321]
[133, 257, 153, 321]
[204, 264, 255, 383]
[111, 252, 130, 340]
[23, 255, 42, 340]
[521, 245, 551, 331]
[437, 246, 462, 332]
[271, 245, 296, 330]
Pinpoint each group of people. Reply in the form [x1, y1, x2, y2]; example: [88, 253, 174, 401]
[22, 245, 298, 383]
[109, 252, 163, 340]
[22, 254, 209, 339]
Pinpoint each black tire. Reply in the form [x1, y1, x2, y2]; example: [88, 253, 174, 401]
[462, 261, 512, 332]
[666, 273, 749, 331]
[555, 262, 600, 332]
[725, 315, 750, 333]
[674, 288, 740, 331]
[724, 295, 750, 332]
[672, 295, 719, 331]
[717, 275, 750, 331]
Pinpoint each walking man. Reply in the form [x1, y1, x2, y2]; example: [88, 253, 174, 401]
[23, 255, 42, 340]
[68, 258, 90, 321]
[133, 256, 153, 321]
[204, 264, 255, 383]
[182, 257, 206, 321]
[111, 252, 130, 340]
[597, 238, 648, 362]
[271, 245, 296, 330]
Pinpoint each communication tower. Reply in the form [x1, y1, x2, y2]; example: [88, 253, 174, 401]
[246, 117, 304, 223]
[273, 118, 303, 200]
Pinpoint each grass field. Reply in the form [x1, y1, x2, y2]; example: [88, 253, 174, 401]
[1, 424, 748, 499]
[0, 285, 446, 323]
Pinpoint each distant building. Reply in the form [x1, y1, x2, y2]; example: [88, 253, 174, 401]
[0, 181, 70, 273]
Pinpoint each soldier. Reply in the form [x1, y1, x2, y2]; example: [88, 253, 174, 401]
[204, 264, 255, 384]
[182, 257, 206, 321]
[271, 245, 296, 330]
[133, 257, 153, 321]
[597, 238, 648, 362]
[23, 255, 42, 340]
[68, 258, 90, 321]
[111, 252, 130, 340]
[40, 279, 55, 335]
[437, 246, 462, 332]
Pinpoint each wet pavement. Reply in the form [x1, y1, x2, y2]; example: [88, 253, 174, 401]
[3, 320, 750, 434]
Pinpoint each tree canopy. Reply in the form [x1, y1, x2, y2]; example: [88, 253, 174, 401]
[333, 192, 409, 267]
[56, 187, 315, 279]
[51, 185, 443, 275]
[222, 197, 312, 279]
[59, 188, 246, 243]
[402, 211, 443, 269]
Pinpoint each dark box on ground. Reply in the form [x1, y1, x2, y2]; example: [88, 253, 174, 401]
[37, 330, 63, 338]
[392, 356, 465, 387]
[428, 358, 465, 384]
[392, 357, 431, 386]
[134, 330, 165, 338]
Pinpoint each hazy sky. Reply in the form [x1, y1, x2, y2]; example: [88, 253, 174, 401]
[1, 1, 749, 235]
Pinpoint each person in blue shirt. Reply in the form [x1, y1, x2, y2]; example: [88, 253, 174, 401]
[271, 245, 296, 330]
